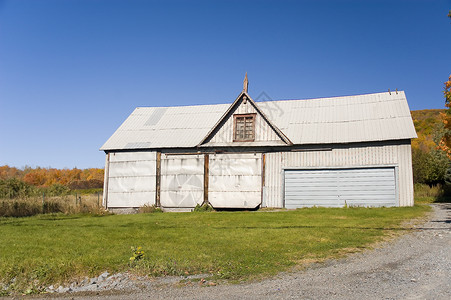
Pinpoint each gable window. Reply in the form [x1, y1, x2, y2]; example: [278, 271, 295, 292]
[234, 114, 256, 142]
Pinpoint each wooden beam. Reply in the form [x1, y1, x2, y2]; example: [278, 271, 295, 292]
[203, 154, 209, 205]
[261, 153, 266, 206]
[155, 152, 161, 207]
[103, 153, 110, 209]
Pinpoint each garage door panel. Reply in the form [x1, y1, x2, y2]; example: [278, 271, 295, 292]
[340, 182, 395, 187]
[284, 167, 396, 208]
[285, 199, 342, 208]
[346, 199, 395, 207]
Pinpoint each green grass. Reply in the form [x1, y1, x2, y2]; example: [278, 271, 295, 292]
[0, 205, 429, 294]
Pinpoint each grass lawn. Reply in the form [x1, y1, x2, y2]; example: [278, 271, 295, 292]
[0, 205, 429, 294]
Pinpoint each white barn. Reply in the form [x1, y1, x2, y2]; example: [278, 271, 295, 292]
[101, 79, 417, 212]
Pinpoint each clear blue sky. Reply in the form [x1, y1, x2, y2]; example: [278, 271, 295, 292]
[1, 0, 450, 169]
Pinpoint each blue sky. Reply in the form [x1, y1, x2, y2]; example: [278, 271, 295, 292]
[0, 0, 450, 169]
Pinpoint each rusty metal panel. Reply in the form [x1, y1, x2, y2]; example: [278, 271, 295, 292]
[160, 154, 204, 208]
[107, 152, 156, 208]
[209, 153, 262, 208]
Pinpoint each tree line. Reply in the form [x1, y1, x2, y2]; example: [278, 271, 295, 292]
[0, 166, 104, 198]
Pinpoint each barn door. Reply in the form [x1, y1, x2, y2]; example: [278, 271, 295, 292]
[208, 153, 262, 208]
[160, 154, 204, 208]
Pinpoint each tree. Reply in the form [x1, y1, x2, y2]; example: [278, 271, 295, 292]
[439, 75, 451, 158]
[439, 11, 451, 157]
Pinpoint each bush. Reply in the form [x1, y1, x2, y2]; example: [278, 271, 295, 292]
[0, 200, 41, 217]
[412, 148, 449, 185]
[0, 178, 35, 199]
[44, 184, 70, 197]
[68, 179, 103, 190]
[193, 203, 214, 212]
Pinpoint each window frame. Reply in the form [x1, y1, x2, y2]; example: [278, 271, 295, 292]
[233, 113, 256, 142]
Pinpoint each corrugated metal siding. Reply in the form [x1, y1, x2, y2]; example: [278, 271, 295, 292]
[264, 143, 413, 208]
[204, 99, 285, 146]
[107, 152, 156, 207]
[284, 168, 396, 208]
[398, 144, 414, 206]
[209, 153, 262, 208]
[160, 154, 204, 208]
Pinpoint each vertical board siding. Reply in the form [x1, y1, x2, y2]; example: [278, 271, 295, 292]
[264, 143, 413, 208]
[205, 100, 285, 145]
[160, 154, 204, 208]
[102, 153, 110, 208]
[107, 152, 157, 207]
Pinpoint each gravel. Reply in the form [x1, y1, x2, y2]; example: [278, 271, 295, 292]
[27, 203, 451, 299]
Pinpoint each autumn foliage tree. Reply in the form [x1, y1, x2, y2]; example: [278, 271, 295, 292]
[0, 165, 104, 189]
[439, 75, 451, 158]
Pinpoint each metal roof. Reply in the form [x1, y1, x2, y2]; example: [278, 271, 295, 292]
[100, 91, 417, 150]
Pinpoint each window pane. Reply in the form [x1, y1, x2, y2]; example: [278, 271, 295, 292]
[235, 115, 254, 141]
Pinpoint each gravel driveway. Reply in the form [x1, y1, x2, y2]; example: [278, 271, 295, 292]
[35, 203, 451, 300]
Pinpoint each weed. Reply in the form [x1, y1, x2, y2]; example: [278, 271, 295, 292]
[193, 203, 214, 212]
[129, 246, 145, 266]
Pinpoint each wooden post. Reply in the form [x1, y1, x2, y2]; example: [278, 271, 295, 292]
[103, 153, 110, 209]
[155, 152, 161, 207]
[42, 192, 45, 213]
[261, 153, 266, 206]
[203, 154, 209, 205]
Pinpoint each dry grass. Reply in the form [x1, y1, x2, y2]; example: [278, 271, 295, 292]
[414, 183, 451, 204]
[0, 193, 106, 217]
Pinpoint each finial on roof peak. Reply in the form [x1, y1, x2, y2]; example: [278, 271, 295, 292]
[243, 72, 248, 93]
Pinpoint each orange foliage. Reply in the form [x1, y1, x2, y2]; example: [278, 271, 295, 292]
[0, 165, 104, 188]
[439, 75, 451, 159]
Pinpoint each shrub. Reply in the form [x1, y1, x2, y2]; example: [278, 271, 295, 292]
[193, 203, 214, 212]
[44, 184, 70, 197]
[0, 178, 35, 199]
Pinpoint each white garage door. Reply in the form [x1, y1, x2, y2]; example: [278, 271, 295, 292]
[284, 167, 397, 208]
[209, 153, 262, 209]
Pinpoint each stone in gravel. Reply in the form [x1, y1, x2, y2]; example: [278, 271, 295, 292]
[56, 286, 68, 293]
[98, 272, 110, 282]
